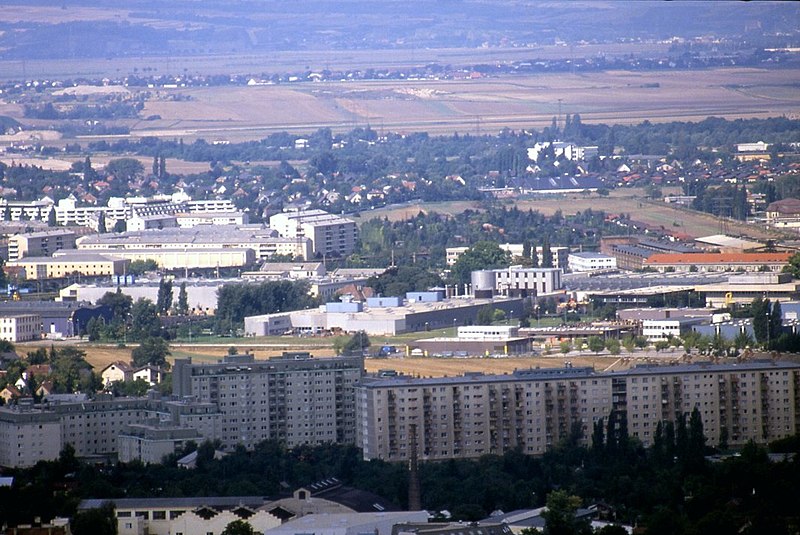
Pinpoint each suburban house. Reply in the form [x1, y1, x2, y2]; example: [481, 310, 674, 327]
[101, 361, 134, 386]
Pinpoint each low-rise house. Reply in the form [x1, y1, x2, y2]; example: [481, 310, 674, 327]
[36, 380, 55, 398]
[0, 384, 22, 403]
[101, 361, 134, 386]
[132, 365, 163, 385]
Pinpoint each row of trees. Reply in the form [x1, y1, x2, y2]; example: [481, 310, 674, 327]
[357, 206, 614, 271]
[6, 414, 800, 534]
[215, 280, 317, 333]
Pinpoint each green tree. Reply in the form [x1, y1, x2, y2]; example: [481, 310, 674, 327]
[645, 184, 662, 199]
[783, 252, 800, 278]
[86, 316, 103, 341]
[559, 340, 572, 354]
[177, 282, 189, 315]
[128, 259, 158, 275]
[71, 502, 117, 535]
[541, 490, 592, 535]
[130, 298, 161, 340]
[106, 158, 144, 182]
[476, 305, 495, 325]
[83, 155, 97, 182]
[98, 288, 133, 325]
[450, 241, 510, 285]
[332, 336, 347, 356]
[682, 330, 701, 353]
[587, 336, 605, 354]
[591, 417, 605, 452]
[751, 296, 770, 345]
[110, 378, 150, 397]
[47, 208, 57, 227]
[131, 336, 170, 368]
[605, 338, 621, 355]
[97, 210, 106, 233]
[343, 331, 370, 355]
[156, 278, 173, 315]
[522, 239, 532, 261]
[221, 520, 254, 535]
[622, 335, 636, 354]
[0, 258, 6, 288]
[367, 266, 442, 297]
[541, 237, 554, 268]
[770, 300, 783, 344]
[50, 347, 97, 394]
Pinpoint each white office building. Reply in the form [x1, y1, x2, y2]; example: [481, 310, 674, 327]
[568, 252, 617, 272]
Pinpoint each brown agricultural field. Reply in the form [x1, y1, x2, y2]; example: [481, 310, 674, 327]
[16, 67, 792, 144]
[363, 355, 630, 377]
[31, 339, 627, 379]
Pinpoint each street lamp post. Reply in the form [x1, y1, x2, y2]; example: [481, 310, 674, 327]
[766, 307, 771, 351]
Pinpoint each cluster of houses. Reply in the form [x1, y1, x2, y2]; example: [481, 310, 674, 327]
[0, 356, 164, 405]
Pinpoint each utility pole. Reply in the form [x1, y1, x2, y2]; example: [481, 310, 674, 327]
[557, 99, 563, 134]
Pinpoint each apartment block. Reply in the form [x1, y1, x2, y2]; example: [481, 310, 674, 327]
[269, 209, 358, 256]
[0, 408, 61, 468]
[356, 361, 800, 462]
[615, 361, 800, 447]
[118, 422, 202, 464]
[172, 353, 364, 450]
[0, 395, 222, 468]
[356, 367, 611, 462]
[7, 230, 77, 261]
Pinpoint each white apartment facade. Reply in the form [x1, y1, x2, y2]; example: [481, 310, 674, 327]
[0, 314, 41, 342]
[269, 209, 358, 256]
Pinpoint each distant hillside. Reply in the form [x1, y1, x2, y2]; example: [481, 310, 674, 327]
[0, 1, 796, 62]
